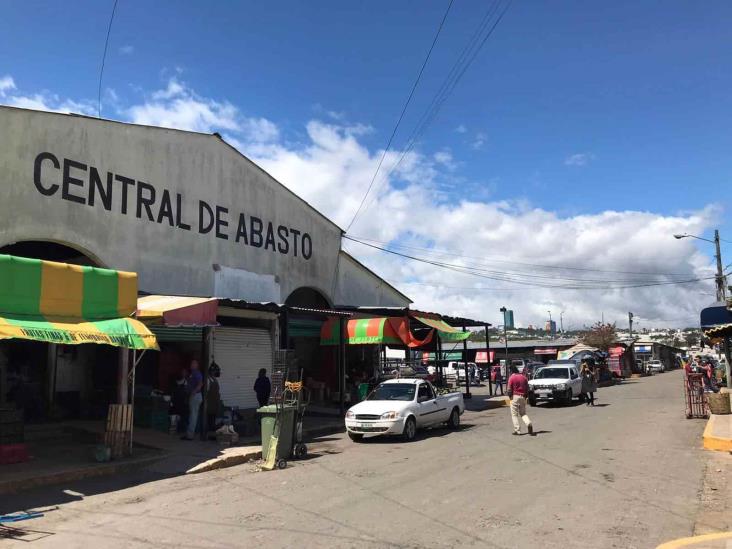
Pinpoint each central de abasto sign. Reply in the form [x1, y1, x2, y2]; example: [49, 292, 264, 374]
[32, 152, 313, 260]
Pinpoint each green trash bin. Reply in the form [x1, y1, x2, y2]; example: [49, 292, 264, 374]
[257, 404, 297, 459]
[358, 383, 370, 401]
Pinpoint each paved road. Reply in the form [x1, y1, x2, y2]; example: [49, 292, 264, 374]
[2, 370, 718, 548]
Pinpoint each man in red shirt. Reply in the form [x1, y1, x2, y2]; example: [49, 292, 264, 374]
[507, 366, 534, 436]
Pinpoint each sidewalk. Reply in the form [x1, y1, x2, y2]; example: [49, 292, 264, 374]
[703, 414, 732, 452]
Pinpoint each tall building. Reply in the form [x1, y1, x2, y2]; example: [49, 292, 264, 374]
[545, 320, 557, 336]
[503, 309, 515, 329]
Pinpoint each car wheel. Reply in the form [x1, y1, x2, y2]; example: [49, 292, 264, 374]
[447, 407, 460, 429]
[402, 417, 417, 441]
[528, 397, 537, 407]
[565, 389, 573, 406]
[348, 432, 364, 442]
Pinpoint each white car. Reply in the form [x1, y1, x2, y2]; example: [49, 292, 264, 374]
[528, 361, 582, 406]
[344, 379, 464, 442]
[648, 359, 665, 373]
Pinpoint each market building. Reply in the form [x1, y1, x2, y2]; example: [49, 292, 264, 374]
[0, 105, 412, 433]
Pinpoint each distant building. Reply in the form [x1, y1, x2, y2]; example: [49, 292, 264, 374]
[545, 320, 557, 336]
[503, 309, 515, 329]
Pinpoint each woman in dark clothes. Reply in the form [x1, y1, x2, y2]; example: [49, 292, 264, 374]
[254, 368, 271, 407]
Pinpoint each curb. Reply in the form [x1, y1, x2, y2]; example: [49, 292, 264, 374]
[186, 448, 262, 474]
[657, 532, 732, 548]
[703, 415, 732, 452]
[0, 453, 168, 495]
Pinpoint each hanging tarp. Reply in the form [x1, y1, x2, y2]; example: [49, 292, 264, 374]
[0, 254, 157, 350]
[137, 295, 218, 327]
[701, 302, 732, 340]
[320, 317, 434, 348]
[412, 315, 471, 342]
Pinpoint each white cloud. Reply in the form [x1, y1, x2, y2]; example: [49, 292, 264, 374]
[119, 45, 134, 55]
[455, 124, 467, 134]
[0, 75, 16, 96]
[1, 75, 718, 328]
[565, 152, 595, 167]
[472, 132, 487, 150]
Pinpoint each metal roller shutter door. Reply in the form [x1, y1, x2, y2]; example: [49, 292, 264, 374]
[214, 327, 273, 410]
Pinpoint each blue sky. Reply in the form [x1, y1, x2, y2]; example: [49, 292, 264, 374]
[1, 0, 730, 326]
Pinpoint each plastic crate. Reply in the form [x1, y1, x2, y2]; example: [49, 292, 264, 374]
[0, 443, 30, 465]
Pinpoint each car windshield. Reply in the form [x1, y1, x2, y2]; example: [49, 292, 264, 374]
[535, 367, 570, 379]
[367, 383, 416, 401]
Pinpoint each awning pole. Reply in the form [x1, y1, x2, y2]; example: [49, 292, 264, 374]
[117, 348, 129, 404]
[463, 325, 471, 400]
[201, 327, 212, 441]
[130, 350, 136, 455]
[485, 325, 492, 396]
[339, 317, 346, 416]
[724, 337, 731, 391]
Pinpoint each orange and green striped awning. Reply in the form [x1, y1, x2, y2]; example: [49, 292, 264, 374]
[0, 254, 157, 350]
[320, 317, 434, 348]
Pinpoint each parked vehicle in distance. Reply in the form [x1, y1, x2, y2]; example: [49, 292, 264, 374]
[523, 361, 544, 379]
[345, 379, 464, 442]
[511, 358, 531, 373]
[455, 362, 479, 385]
[527, 360, 582, 406]
[648, 359, 665, 373]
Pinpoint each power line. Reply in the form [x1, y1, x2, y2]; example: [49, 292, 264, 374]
[345, 0, 455, 232]
[344, 236, 703, 285]
[344, 235, 715, 290]
[97, 0, 119, 118]
[348, 234, 703, 278]
[349, 0, 512, 227]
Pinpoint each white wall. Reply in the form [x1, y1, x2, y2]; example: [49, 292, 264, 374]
[0, 107, 410, 308]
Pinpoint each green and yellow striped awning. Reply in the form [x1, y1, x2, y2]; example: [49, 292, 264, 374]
[412, 315, 470, 342]
[0, 254, 157, 350]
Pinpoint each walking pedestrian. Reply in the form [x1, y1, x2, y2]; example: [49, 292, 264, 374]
[507, 366, 534, 436]
[182, 359, 203, 441]
[492, 366, 504, 396]
[581, 361, 597, 406]
[254, 368, 272, 407]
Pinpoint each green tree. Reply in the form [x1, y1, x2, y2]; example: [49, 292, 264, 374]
[581, 322, 617, 351]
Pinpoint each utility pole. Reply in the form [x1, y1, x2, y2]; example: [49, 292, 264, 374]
[500, 307, 509, 376]
[560, 311, 564, 335]
[628, 312, 634, 340]
[714, 229, 726, 302]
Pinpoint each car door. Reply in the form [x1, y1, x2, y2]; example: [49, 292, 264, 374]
[416, 382, 442, 426]
[569, 367, 581, 395]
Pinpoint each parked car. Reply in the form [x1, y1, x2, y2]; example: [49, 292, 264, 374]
[648, 359, 665, 373]
[345, 379, 464, 442]
[522, 361, 543, 379]
[527, 361, 582, 406]
[511, 358, 531, 373]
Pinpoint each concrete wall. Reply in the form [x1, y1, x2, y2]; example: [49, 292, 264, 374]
[334, 252, 409, 307]
[0, 107, 410, 308]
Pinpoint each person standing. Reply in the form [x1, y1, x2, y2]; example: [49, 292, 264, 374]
[507, 366, 534, 436]
[206, 362, 222, 433]
[492, 366, 504, 396]
[182, 359, 203, 441]
[254, 368, 271, 408]
[581, 362, 597, 406]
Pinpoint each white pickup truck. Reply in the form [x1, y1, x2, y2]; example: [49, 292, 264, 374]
[345, 379, 464, 442]
[527, 361, 582, 406]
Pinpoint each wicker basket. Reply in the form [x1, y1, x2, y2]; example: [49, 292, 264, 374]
[707, 392, 731, 415]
